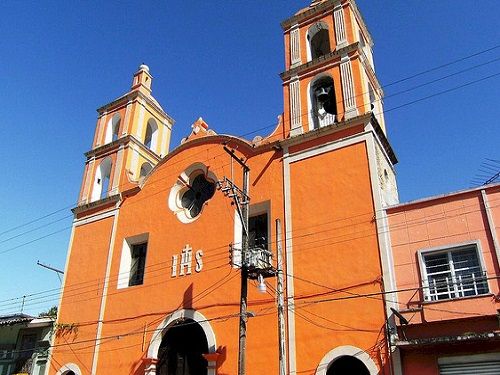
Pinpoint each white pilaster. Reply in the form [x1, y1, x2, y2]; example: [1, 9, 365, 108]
[290, 25, 301, 67]
[161, 120, 170, 157]
[136, 102, 146, 140]
[130, 145, 139, 180]
[90, 211, 120, 374]
[289, 77, 303, 136]
[83, 158, 96, 203]
[481, 189, 500, 269]
[340, 55, 358, 119]
[96, 113, 107, 147]
[123, 100, 132, 136]
[334, 4, 347, 48]
[110, 146, 124, 195]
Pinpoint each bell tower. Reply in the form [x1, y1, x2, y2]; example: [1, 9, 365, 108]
[77, 64, 174, 207]
[281, 0, 386, 137]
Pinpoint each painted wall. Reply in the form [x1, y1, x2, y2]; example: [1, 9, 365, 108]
[388, 185, 500, 324]
[50, 2, 396, 374]
[387, 184, 500, 374]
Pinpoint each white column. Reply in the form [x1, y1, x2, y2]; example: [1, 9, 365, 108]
[290, 25, 301, 67]
[161, 119, 170, 157]
[136, 102, 146, 140]
[81, 159, 94, 204]
[334, 4, 347, 48]
[122, 100, 132, 136]
[130, 145, 139, 180]
[289, 77, 302, 136]
[95, 113, 107, 147]
[340, 55, 358, 119]
[83, 158, 96, 204]
[481, 189, 500, 269]
[110, 146, 124, 195]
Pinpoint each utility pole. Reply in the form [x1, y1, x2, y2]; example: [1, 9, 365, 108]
[218, 146, 250, 375]
[37, 260, 64, 283]
[276, 219, 287, 375]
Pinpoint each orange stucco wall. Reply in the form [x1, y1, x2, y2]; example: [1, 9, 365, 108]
[51, 2, 396, 373]
[51, 216, 115, 373]
[51, 122, 393, 374]
[287, 139, 389, 374]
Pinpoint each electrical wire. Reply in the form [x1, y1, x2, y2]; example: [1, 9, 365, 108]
[1, 197, 498, 314]
[3, 43, 500, 243]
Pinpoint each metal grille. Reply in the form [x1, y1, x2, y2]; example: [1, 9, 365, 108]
[423, 245, 489, 301]
[439, 360, 500, 374]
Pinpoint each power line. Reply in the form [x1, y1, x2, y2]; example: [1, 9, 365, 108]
[4, 44, 500, 242]
[2, 196, 498, 314]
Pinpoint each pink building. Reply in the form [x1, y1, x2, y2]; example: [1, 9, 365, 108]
[386, 183, 500, 374]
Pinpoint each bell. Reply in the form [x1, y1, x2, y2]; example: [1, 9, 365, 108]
[315, 86, 330, 102]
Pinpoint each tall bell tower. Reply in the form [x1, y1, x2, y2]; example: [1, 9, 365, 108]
[77, 64, 174, 207]
[281, 0, 386, 138]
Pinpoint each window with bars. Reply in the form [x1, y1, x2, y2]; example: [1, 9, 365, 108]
[421, 244, 488, 301]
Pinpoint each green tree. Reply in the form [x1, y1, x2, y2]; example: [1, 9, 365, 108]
[38, 306, 57, 319]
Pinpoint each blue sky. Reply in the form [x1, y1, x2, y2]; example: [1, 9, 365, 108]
[0, 1, 499, 315]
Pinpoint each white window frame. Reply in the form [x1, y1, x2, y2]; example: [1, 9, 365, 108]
[233, 201, 271, 269]
[418, 240, 489, 302]
[117, 233, 149, 289]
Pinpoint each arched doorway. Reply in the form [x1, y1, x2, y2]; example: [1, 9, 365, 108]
[157, 319, 208, 375]
[315, 345, 378, 375]
[326, 356, 370, 375]
[55, 363, 81, 375]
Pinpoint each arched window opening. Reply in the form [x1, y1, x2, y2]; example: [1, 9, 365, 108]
[91, 157, 112, 202]
[307, 23, 331, 61]
[311, 76, 336, 129]
[327, 356, 370, 375]
[104, 114, 121, 144]
[157, 319, 208, 375]
[144, 118, 159, 151]
[311, 29, 330, 59]
[140, 162, 153, 179]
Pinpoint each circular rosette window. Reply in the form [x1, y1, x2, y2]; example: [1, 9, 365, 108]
[168, 163, 217, 223]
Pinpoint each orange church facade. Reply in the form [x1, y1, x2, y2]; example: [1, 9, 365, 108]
[49, 1, 401, 374]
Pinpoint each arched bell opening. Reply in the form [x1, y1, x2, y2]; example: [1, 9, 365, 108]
[306, 22, 331, 61]
[157, 319, 209, 375]
[326, 356, 370, 375]
[310, 75, 337, 129]
[145, 118, 159, 151]
[104, 113, 121, 144]
[91, 156, 113, 202]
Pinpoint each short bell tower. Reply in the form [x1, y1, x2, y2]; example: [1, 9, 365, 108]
[281, 0, 386, 137]
[77, 64, 174, 207]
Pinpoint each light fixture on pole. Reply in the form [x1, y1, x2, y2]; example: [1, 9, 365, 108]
[257, 274, 267, 293]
